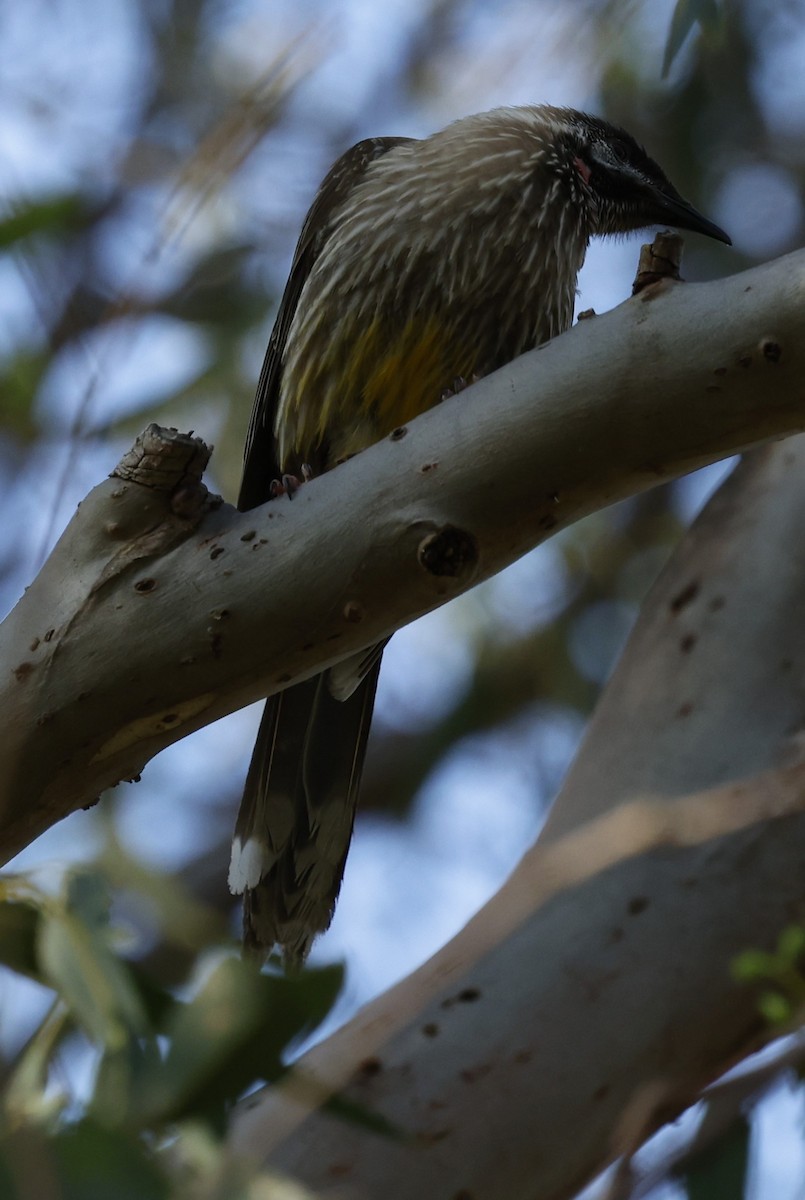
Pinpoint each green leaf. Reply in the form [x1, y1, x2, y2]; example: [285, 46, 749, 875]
[4, 1004, 72, 1125]
[132, 956, 343, 1129]
[0, 352, 47, 442]
[126, 962, 178, 1029]
[681, 1114, 750, 1200]
[662, 0, 721, 77]
[0, 900, 43, 981]
[91, 1033, 169, 1131]
[0, 195, 87, 249]
[55, 1120, 169, 1200]
[731, 949, 777, 982]
[0, 1121, 169, 1200]
[37, 871, 150, 1052]
[777, 925, 805, 965]
[65, 871, 111, 932]
[757, 991, 791, 1025]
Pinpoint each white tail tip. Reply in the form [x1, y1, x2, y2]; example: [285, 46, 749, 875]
[228, 835, 269, 893]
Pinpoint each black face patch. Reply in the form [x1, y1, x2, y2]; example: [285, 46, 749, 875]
[582, 130, 677, 207]
[601, 136, 640, 169]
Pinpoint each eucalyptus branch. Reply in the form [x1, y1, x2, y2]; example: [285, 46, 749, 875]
[1, 246, 802, 861]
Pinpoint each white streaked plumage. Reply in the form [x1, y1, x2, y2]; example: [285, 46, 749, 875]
[233, 103, 730, 961]
[276, 107, 593, 467]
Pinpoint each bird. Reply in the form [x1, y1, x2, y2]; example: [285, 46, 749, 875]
[229, 104, 731, 964]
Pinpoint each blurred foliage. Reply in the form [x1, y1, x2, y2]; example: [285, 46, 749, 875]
[662, 0, 724, 76]
[0, 0, 801, 1195]
[680, 1115, 751, 1200]
[733, 925, 805, 1026]
[0, 196, 93, 251]
[0, 858, 340, 1198]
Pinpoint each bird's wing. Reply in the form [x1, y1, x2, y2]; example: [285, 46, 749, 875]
[232, 135, 411, 962]
[237, 135, 413, 510]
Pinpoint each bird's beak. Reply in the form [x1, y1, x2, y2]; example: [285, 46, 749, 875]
[645, 185, 732, 246]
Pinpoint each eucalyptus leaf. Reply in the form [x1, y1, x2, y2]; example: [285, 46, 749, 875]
[0, 195, 87, 248]
[131, 957, 342, 1129]
[54, 1120, 169, 1200]
[4, 1004, 71, 1125]
[0, 900, 43, 981]
[681, 1114, 750, 1200]
[37, 872, 150, 1052]
[662, 0, 721, 76]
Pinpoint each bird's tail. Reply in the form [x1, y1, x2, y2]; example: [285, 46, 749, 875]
[229, 659, 381, 964]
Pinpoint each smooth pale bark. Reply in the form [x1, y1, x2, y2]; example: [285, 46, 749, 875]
[541, 437, 805, 842]
[228, 440, 805, 1199]
[1, 249, 804, 860]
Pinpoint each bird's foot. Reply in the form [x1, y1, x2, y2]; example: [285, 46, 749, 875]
[270, 463, 313, 499]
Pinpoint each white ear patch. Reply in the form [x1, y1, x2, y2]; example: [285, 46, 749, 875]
[228, 836, 270, 894]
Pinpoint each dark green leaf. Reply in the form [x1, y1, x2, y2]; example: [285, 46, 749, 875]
[777, 925, 805, 965]
[758, 992, 791, 1024]
[65, 871, 111, 932]
[662, 0, 721, 77]
[0, 196, 88, 249]
[132, 956, 342, 1129]
[0, 900, 43, 981]
[731, 949, 776, 982]
[0, 1122, 168, 1200]
[37, 871, 150, 1050]
[681, 1114, 750, 1200]
[126, 962, 179, 1028]
[0, 352, 48, 442]
[55, 1120, 169, 1200]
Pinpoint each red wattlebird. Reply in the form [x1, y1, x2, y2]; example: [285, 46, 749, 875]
[229, 105, 730, 963]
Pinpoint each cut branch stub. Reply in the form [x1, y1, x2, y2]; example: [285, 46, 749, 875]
[633, 232, 685, 294]
[114, 423, 211, 489]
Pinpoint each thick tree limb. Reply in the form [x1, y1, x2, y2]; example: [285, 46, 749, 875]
[231, 769, 805, 1199]
[1, 248, 804, 859]
[228, 437, 805, 1199]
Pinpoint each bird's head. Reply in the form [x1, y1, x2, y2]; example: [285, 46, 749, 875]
[550, 109, 731, 246]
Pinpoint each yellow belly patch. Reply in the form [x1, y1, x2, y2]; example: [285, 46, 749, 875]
[360, 316, 470, 428]
[282, 313, 478, 466]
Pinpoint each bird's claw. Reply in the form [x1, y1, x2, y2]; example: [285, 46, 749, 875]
[269, 464, 313, 500]
[440, 373, 481, 401]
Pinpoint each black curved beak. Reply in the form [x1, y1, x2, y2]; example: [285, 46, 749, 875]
[645, 185, 732, 246]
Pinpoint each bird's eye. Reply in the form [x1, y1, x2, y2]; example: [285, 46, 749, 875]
[607, 139, 630, 165]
